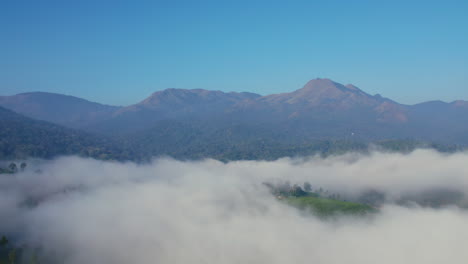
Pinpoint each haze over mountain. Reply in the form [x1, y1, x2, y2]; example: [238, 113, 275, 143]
[1, 78, 468, 159]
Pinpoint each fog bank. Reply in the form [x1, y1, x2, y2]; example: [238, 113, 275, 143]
[1, 149, 468, 264]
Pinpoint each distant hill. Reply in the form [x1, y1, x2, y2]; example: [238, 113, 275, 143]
[0, 106, 136, 160]
[0, 92, 121, 130]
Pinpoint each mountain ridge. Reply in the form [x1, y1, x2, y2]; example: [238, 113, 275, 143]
[2, 79, 467, 110]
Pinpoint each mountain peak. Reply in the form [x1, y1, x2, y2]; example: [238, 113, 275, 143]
[259, 78, 384, 110]
[302, 78, 339, 89]
[300, 78, 365, 93]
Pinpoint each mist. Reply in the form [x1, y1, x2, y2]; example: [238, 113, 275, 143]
[2, 149, 468, 264]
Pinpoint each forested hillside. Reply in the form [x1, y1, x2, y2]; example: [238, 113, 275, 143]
[0, 105, 462, 161]
[0, 107, 138, 161]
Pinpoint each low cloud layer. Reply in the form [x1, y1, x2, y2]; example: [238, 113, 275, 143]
[2, 149, 468, 264]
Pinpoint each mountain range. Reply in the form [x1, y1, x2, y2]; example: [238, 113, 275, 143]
[1, 78, 467, 160]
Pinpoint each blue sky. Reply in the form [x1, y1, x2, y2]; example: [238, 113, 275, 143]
[1, 0, 467, 105]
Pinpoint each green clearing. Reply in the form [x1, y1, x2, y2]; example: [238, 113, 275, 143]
[284, 195, 375, 217]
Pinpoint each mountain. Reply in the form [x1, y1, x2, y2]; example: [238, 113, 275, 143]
[0, 92, 121, 129]
[259, 79, 378, 107]
[236, 78, 408, 124]
[0, 106, 136, 160]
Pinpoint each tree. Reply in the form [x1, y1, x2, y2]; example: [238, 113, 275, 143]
[20, 163, 27, 171]
[291, 185, 307, 197]
[303, 182, 312, 192]
[8, 249, 16, 264]
[30, 253, 38, 264]
[277, 181, 291, 194]
[8, 163, 17, 173]
[0, 236, 8, 247]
